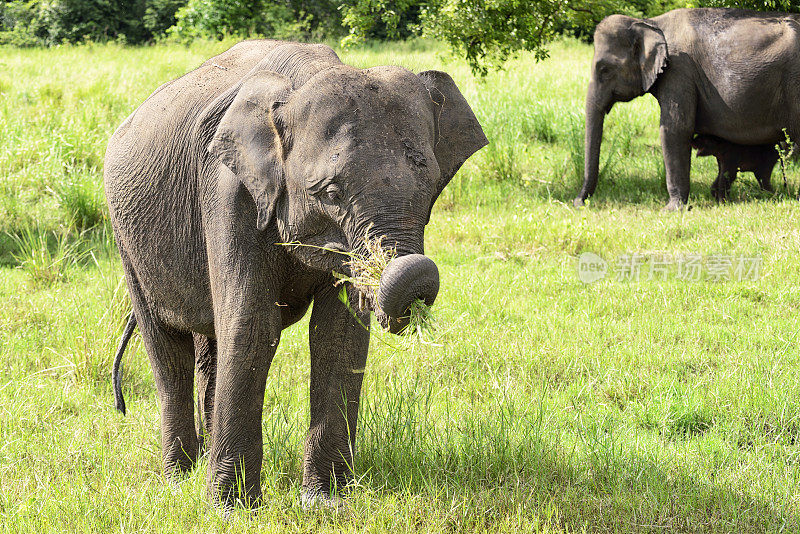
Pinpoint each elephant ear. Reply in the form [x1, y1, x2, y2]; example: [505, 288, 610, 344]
[208, 71, 293, 231]
[631, 21, 668, 93]
[417, 70, 488, 208]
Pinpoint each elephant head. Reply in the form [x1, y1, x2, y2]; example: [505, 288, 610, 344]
[574, 15, 668, 206]
[206, 65, 487, 333]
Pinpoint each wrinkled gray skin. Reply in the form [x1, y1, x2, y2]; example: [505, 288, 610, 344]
[104, 40, 487, 508]
[691, 134, 778, 200]
[575, 8, 800, 209]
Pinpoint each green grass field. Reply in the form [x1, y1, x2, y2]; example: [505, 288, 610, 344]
[1, 38, 799, 532]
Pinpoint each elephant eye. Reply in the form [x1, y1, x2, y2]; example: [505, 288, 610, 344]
[325, 183, 342, 203]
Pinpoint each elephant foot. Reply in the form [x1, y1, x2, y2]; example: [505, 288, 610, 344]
[662, 199, 686, 212]
[207, 472, 263, 510]
[573, 197, 587, 208]
[163, 450, 198, 479]
[300, 489, 346, 512]
[209, 489, 264, 512]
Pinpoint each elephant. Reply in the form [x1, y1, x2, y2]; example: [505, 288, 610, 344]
[574, 8, 800, 209]
[691, 134, 778, 200]
[103, 40, 487, 508]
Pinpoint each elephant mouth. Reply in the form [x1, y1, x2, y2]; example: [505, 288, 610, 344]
[322, 242, 349, 255]
[282, 233, 352, 273]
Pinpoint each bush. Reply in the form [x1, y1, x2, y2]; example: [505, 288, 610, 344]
[143, 0, 184, 37]
[38, 0, 147, 45]
[1, 0, 151, 45]
[0, 1, 46, 46]
[168, 0, 343, 41]
[339, 0, 422, 46]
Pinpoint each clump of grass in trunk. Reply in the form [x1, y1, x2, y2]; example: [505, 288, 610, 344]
[281, 230, 439, 344]
[335, 231, 440, 345]
[335, 231, 395, 297]
[403, 298, 439, 341]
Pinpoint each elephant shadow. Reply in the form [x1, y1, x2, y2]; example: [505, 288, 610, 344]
[550, 164, 788, 209]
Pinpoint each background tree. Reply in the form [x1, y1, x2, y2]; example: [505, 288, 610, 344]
[2, 0, 800, 72]
[416, 0, 800, 75]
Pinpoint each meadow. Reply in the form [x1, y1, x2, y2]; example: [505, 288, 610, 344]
[0, 38, 799, 532]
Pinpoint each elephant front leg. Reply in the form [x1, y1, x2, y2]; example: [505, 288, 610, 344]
[658, 96, 695, 210]
[201, 171, 283, 508]
[207, 313, 279, 509]
[661, 130, 693, 209]
[301, 284, 370, 508]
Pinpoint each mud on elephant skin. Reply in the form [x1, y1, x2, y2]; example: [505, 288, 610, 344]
[104, 40, 487, 508]
[691, 134, 779, 201]
[575, 8, 800, 210]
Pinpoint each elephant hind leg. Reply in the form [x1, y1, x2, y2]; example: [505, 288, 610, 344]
[119, 251, 199, 475]
[193, 334, 217, 455]
[755, 166, 775, 192]
[139, 318, 199, 475]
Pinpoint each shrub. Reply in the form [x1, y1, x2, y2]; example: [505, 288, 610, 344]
[143, 0, 184, 37]
[8, 227, 88, 288]
[50, 177, 107, 232]
[168, 0, 336, 41]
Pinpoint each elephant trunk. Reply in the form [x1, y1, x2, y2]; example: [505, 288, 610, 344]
[575, 85, 608, 207]
[376, 254, 440, 334]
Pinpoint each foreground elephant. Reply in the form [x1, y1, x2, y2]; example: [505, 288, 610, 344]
[691, 135, 778, 200]
[104, 40, 487, 507]
[575, 8, 800, 209]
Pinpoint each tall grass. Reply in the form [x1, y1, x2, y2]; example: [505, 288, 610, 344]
[8, 226, 88, 288]
[50, 171, 106, 231]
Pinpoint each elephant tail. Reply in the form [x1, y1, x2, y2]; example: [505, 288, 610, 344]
[113, 312, 137, 415]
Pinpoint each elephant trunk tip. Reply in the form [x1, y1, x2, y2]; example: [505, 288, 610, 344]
[376, 254, 439, 335]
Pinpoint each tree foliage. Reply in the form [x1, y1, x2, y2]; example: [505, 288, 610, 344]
[697, 0, 800, 11]
[2, 0, 800, 77]
[339, 0, 421, 46]
[142, 0, 185, 37]
[414, 0, 800, 74]
[0, 0, 344, 44]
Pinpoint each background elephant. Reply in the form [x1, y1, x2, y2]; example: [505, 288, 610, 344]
[104, 40, 486, 508]
[691, 134, 778, 200]
[574, 8, 800, 209]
